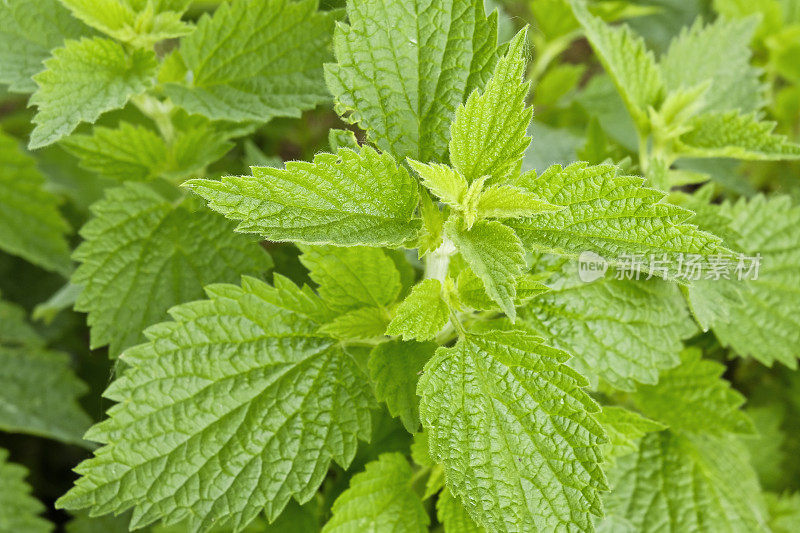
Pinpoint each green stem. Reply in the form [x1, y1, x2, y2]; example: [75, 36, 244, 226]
[133, 94, 176, 143]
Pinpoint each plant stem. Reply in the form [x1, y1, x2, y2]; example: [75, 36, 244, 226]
[424, 239, 455, 282]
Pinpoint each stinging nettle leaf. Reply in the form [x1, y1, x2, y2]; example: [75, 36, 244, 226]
[660, 16, 765, 115]
[0, 0, 91, 93]
[57, 276, 376, 531]
[186, 147, 421, 247]
[569, 0, 664, 130]
[72, 183, 272, 356]
[58, 0, 192, 48]
[418, 330, 607, 532]
[508, 162, 725, 275]
[601, 431, 769, 532]
[164, 0, 335, 122]
[0, 131, 72, 276]
[386, 279, 450, 342]
[449, 28, 532, 183]
[299, 245, 401, 313]
[60, 119, 234, 183]
[699, 195, 800, 367]
[29, 37, 157, 149]
[446, 218, 526, 320]
[0, 449, 52, 533]
[407, 160, 468, 209]
[632, 348, 754, 435]
[325, 0, 499, 162]
[322, 453, 429, 533]
[368, 340, 437, 433]
[437, 487, 485, 533]
[677, 111, 800, 160]
[596, 406, 665, 464]
[521, 274, 697, 391]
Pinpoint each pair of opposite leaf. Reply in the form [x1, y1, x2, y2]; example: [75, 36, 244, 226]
[57, 4, 746, 533]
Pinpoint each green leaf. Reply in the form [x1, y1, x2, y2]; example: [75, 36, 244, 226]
[632, 348, 754, 435]
[0, 297, 92, 446]
[163, 0, 334, 122]
[0, 0, 90, 93]
[322, 453, 429, 533]
[766, 492, 800, 533]
[73, 183, 271, 356]
[0, 130, 72, 275]
[601, 431, 768, 532]
[418, 330, 607, 532]
[0, 298, 42, 346]
[325, 0, 499, 162]
[368, 340, 436, 432]
[521, 275, 697, 390]
[58, 0, 192, 48]
[660, 16, 764, 114]
[318, 307, 390, 341]
[61, 119, 233, 182]
[386, 279, 449, 342]
[475, 184, 563, 220]
[456, 270, 549, 311]
[446, 219, 525, 320]
[186, 147, 421, 247]
[508, 163, 725, 274]
[437, 487, 485, 533]
[407, 161, 468, 209]
[57, 276, 376, 530]
[568, 0, 663, 130]
[299, 245, 401, 312]
[0, 345, 92, 446]
[677, 111, 800, 160]
[0, 449, 52, 533]
[596, 406, 665, 464]
[29, 37, 157, 149]
[449, 29, 531, 183]
[702, 196, 800, 367]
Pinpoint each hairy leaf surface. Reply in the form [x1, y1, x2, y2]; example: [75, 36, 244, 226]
[323, 453, 429, 532]
[73, 183, 271, 356]
[29, 37, 156, 149]
[325, 0, 499, 162]
[186, 147, 421, 247]
[418, 330, 607, 531]
[58, 276, 376, 531]
[164, 0, 334, 122]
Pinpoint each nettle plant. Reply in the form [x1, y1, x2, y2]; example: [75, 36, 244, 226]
[2, 0, 800, 532]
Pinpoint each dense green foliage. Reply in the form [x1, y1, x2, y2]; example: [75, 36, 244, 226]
[2, 0, 800, 531]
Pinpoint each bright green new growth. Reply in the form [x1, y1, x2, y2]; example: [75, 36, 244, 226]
[323, 453, 429, 533]
[418, 330, 608, 531]
[57, 276, 376, 531]
[58, 0, 192, 48]
[29, 37, 157, 149]
[0, 449, 51, 533]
